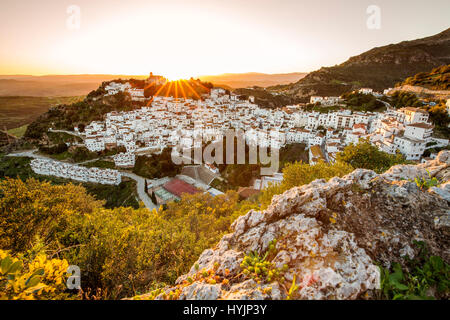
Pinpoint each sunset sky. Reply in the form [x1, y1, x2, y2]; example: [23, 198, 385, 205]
[1, 0, 449, 79]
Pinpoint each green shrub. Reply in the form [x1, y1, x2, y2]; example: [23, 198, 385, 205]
[379, 241, 449, 300]
[412, 171, 440, 190]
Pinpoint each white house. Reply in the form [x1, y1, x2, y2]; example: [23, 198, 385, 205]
[85, 137, 105, 152]
[310, 96, 324, 104]
[404, 123, 433, 141]
[30, 158, 121, 185]
[210, 88, 226, 99]
[113, 152, 136, 168]
[359, 88, 373, 95]
[398, 107, 429, 124]
[253, 173, 283, 190]
[393, 135, 426, 161]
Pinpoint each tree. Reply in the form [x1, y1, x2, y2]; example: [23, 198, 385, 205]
[336, 140, 408, 174]
[151, 191, 157, 205]
[77, 123, 85, 132]
[426, 104, 450, 128]
[258, 160, 354, 209]
[389, 91, 421, 108]
[0, 177, 103, 253]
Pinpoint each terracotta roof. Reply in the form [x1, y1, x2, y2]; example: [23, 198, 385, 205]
[163, 179, 200, 198]
[353, 123, 367, 129]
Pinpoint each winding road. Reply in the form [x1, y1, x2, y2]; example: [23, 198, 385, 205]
[120, 172, 156, 210]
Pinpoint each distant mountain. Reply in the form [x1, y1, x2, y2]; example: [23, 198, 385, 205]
[0, 74, 148, 83]
[271, 28, 450, 101]
[0, 75, 148, 97]
[198, 72, 307, 88]
[0, 79, 99, 97]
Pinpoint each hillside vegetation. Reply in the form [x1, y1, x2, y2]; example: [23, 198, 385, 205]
[398, 64, 450, 90]
[233, 87, 296, 108]
[24, 91, 135, 140]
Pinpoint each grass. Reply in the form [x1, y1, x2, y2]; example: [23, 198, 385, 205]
[379, 241, 449, 300]
[48, 151, 73, 161]
[0, 96, 84, 130]
[7, 125, 28, 138]
[47, 131, 82, 144]
[81, 160, 116, 169]
[278, 143, 309, 168]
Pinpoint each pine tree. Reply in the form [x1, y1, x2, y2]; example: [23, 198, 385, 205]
[151, 191, 157, 205]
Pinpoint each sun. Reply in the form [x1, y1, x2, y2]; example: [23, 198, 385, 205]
[165, 70, 197, 82]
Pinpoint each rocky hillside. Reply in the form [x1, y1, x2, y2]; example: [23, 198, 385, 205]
[388, 85, 450, 101]
[397, 64, 450, 90]
[271, 28, 450, 101]
[389, 64, 450, 100]
[136, 152, 450, 300]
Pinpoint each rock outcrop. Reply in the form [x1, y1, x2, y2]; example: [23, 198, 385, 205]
[141, 152, 450, 300]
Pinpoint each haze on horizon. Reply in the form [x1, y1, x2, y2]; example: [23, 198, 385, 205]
[1, 0, 449, 80]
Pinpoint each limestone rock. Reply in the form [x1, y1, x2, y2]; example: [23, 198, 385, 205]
[153, 151, 450, 300]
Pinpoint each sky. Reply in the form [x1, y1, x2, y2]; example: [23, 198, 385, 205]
[0, 0, 449, 79]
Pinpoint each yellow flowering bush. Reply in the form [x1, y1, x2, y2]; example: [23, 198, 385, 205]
[0, 249, 70, 300]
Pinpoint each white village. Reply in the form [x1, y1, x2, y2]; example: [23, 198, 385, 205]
[29, 74, 449, 194]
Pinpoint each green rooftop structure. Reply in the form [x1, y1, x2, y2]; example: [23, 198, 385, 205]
[154, 188, 178, 202]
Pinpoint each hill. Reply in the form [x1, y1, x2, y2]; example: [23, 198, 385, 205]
[21, 78, 214, 141]
[271, 28, 450, 101]
[1, 148, 448, 300]
[198, 72, 307, 88]
[232, 87, 296, 108]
